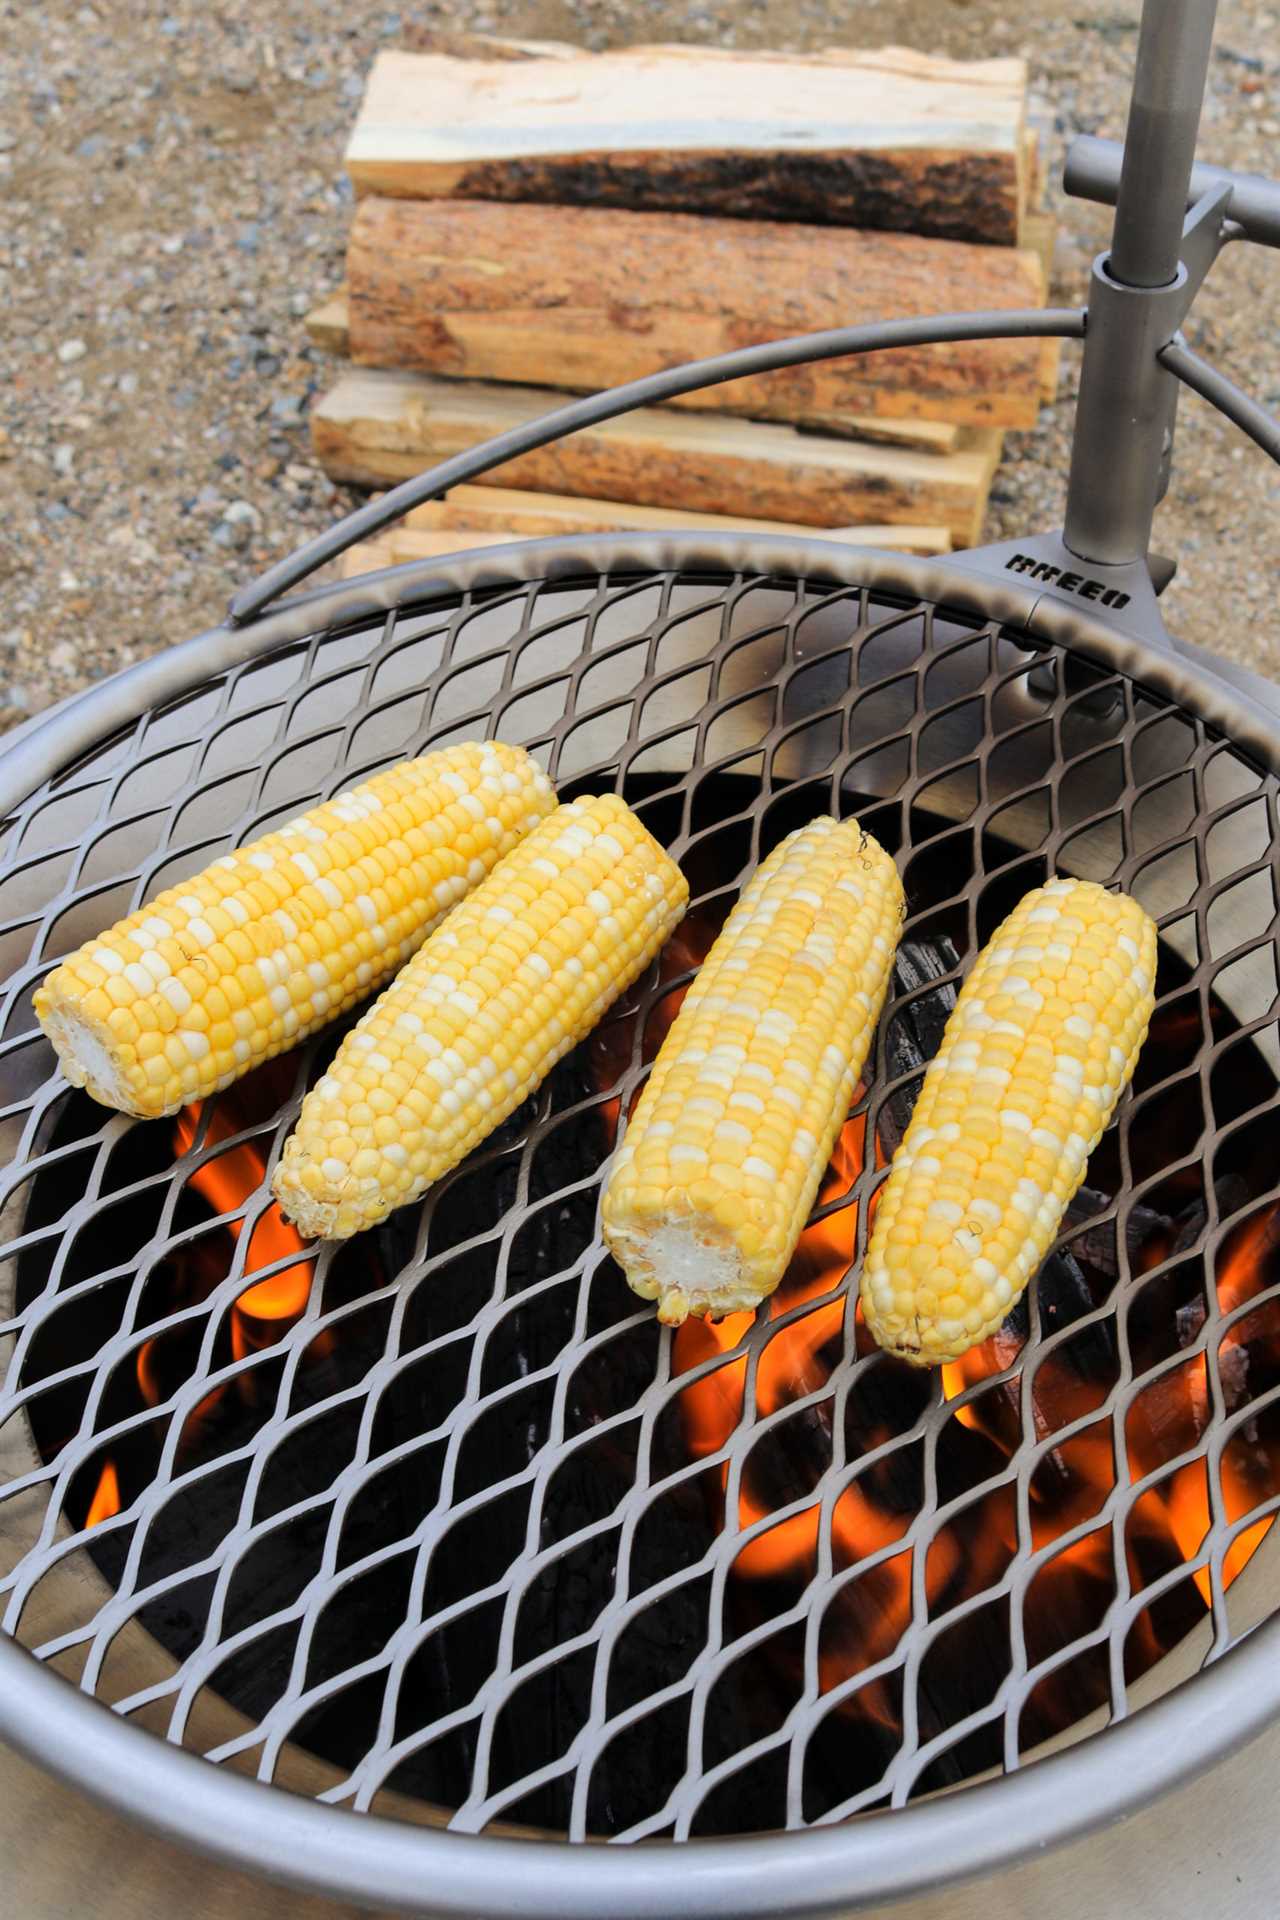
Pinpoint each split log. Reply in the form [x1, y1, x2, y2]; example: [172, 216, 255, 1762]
[303, 288, 351, 356]
[402, 486, 951, 551]
[311, 369, 1001, 544]
[345, 43, 1029, 245]
[335, 509, 953, 579]
[346, 198, 1047, 431]
[311, 283, 966, 451]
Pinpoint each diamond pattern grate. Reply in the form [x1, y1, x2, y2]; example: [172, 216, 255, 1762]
[1, 566, 1279, 1842]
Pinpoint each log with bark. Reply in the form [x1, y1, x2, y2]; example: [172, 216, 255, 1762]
[311, 368, 1001, 543]
[345, 43, 1030, 245]
[345, 198, 1048, 431]
[308, 286, 967, 453]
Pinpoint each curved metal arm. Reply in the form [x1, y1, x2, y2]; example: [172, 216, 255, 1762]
[1158, 338, 1280, 465]
[228, 308, 1086, 626]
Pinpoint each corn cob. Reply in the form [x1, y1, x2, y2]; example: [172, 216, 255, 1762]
[860, 877, 1156, 1368]
[34, 741, 556, 1120]
[272, 793, 688, 1239]
[602, 817, 904, 1326]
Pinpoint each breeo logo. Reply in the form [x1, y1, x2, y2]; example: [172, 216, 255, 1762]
[1004, 553, 1130, 609]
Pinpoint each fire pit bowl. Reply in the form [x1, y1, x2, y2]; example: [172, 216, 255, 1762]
[4, 0, 1280, 1912]
[3, 532, 1280, 1919]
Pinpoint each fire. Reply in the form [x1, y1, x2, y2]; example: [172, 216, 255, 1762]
[172, 1101, 315, 1364]
[84, 1088, 316, 1531]
[594, 911, 1280, 1749]
[1124, 1204, 1280, 1605]
[84, 1460, 121, 1529]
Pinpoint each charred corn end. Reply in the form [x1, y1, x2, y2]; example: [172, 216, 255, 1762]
[34, 741, 557, 1120]
[860, 877, 1157, 1368]
[271, 793, 688, 1240]
[602, 817, 904, 1327]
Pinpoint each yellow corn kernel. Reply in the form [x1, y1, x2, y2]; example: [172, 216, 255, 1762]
[860, 876, 1156, 1367]
[602, 816, 904, 1325]
[272, 794, 688, 1239]
[33, 741, 556, 1118]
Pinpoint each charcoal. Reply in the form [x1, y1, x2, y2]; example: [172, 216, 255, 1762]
[1060, 1186, 1175, 1277]
[878, 935, 960, 1154]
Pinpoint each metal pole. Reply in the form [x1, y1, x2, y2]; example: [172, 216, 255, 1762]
[1109, 0, 1221, 287]
[1062, 0, 1220, 567]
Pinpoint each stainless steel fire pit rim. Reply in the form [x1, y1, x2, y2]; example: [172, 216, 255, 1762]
[3, 535, 1280, 824]
[1, 1612, 1280, 1920]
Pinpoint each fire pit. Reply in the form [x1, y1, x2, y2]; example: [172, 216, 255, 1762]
[3, 0, 1280, 1913]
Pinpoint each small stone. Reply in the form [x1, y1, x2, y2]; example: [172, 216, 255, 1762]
[224, 499, 261, 528]
[236, 224, 261, 255]
[52, 444, 75, 475]
[77, 134, 108, 159]
[270, 393, 305, 424]
[57, 339, 87, 364]
[58, 569, 80, 592]
[0, 133, 15, 154]
[49, 642, 77, 670]
[117, 371, 138, 395]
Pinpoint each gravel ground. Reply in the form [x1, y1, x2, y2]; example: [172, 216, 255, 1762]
[1, 0, 1277, 738]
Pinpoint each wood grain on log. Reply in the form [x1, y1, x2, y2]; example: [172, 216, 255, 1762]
[335, 503, 955, 576]
[347, 198, 1046, 431]
[315, 282, 967, 451]
[311, 368, 1000, 543]
[345, 44, 1028, 245]
[403, 486, 951, 550]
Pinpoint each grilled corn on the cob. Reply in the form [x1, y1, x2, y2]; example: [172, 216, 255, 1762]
[602, 817, 904, 1326]
[272, 793, 688, 1239]
[860, 876, 1156, 1367]
[34, 741, 556, 1119]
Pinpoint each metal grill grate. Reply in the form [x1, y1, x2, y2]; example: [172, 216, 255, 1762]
[2, 564, 1280, 1843]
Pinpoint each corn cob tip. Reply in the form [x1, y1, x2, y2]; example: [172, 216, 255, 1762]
[611, 1223, 763, 1326]
[32, 990, 153, 1117]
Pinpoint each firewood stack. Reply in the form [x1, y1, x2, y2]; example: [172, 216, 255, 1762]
[307, 37, 1058, 575]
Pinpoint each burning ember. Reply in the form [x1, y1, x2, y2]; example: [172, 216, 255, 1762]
[84, 1076, 317, 1529]
[593, 905, 1280, 1771]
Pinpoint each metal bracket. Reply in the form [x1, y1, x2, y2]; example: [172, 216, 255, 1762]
[1066, 133, 1280, 252]
[946, 529, 1174, 651]
[1061, 179, 1235, 573]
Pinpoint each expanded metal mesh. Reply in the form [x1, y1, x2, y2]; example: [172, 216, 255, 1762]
[1, 566, 1279, 1842]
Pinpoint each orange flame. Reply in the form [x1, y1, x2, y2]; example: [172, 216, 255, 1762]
[85, 1460, 121, 1529]
[607, 924, 1280, 1733]
[172, 1101, 315, 1365]
[86, 1089, 318, 1526]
